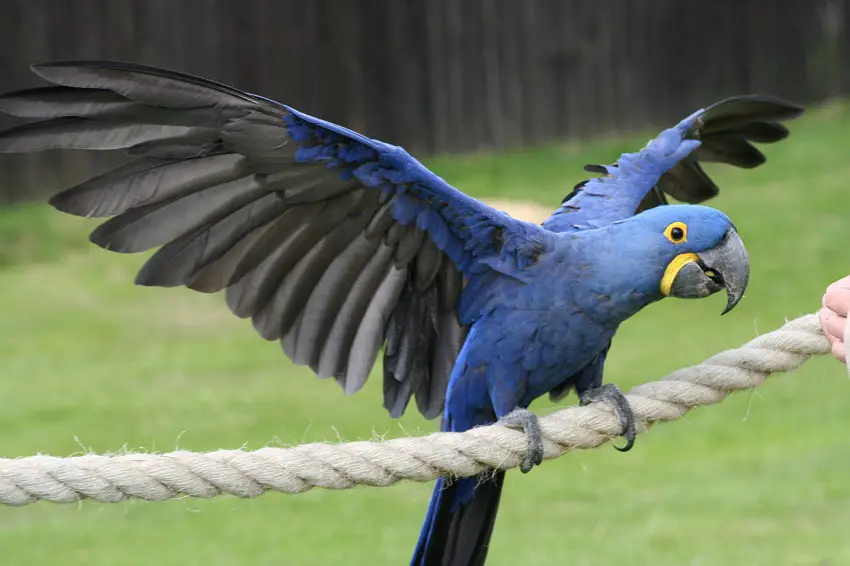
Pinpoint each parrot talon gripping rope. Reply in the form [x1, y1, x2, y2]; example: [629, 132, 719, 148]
[580, 382, 637, 452]
[497, 408, 544, 473]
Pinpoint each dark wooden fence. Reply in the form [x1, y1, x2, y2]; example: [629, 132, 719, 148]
[0, 0, 849, 202]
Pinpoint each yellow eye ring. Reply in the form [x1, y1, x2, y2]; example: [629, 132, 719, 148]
[664, 221, 688, 244]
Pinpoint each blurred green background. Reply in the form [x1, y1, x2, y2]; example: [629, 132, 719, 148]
[0, 99, 847, 566]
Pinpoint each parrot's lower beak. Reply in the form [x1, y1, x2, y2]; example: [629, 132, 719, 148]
[663, 228, 750, 314]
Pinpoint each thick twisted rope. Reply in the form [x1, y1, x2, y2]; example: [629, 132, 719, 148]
[0, 313, 835, 507]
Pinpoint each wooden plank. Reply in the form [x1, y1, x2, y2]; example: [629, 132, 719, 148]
[0, 0, 843, 202]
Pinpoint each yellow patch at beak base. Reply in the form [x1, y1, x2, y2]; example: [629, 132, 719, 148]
[660, 253, 700, 296]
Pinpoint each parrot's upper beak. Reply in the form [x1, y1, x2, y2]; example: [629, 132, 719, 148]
[662, 228, 750, 314]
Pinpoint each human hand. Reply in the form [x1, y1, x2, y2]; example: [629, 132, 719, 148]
[818, 275, 850, 363]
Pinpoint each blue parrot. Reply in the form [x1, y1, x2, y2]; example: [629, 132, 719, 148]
[0, 61, 802, 565]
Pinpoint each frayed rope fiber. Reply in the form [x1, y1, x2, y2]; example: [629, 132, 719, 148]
[0, 313, 837, 507]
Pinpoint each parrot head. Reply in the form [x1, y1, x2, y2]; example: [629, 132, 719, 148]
[610, 204, 750, 314]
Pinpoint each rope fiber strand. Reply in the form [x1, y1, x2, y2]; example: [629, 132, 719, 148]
[0, 313, 833, 507]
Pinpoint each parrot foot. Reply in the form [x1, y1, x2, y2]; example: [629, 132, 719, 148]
[579, 383, 636, 452]
[498, 408, 544, 473]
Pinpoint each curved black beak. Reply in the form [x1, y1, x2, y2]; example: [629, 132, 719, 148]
[666, 228, 750, 314]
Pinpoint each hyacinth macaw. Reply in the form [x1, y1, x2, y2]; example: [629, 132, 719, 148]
[0, 61, 802, 565]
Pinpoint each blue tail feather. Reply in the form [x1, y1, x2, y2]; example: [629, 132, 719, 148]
[411, 331, 505, 565]
[410, 473, 505, 566]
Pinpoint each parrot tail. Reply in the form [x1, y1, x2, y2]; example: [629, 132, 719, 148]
[410, 471, 505, 566]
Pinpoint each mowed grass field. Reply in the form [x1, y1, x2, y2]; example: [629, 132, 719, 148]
[0, 102, 849, 566]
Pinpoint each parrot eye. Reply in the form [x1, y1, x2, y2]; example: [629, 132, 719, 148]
[664, 222, 688, 244]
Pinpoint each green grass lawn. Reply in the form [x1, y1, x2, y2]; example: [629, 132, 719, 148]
[1, 102, 849, 566]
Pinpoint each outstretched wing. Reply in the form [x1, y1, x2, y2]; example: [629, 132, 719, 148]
[0, 60, 548, 420]
[543, 95, 804, 233]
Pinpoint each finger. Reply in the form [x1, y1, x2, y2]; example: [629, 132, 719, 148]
[819, 307, 842, 342]
[819, 308, 834, 341]
[819, 309, 847, 342]
[830, 274, 850, 289]
[832, 340, 846, 363]
[823, 276, 850, 317]
[841, 317, 850, 344]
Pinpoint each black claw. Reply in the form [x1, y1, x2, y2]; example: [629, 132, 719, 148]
[498, 408, 544, 473]
[613, 422, 636, 453]
[579, 383, 636, 452]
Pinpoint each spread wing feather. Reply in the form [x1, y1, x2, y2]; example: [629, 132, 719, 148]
[0, 60, 549, 419]
[544, 94, 804, 233]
